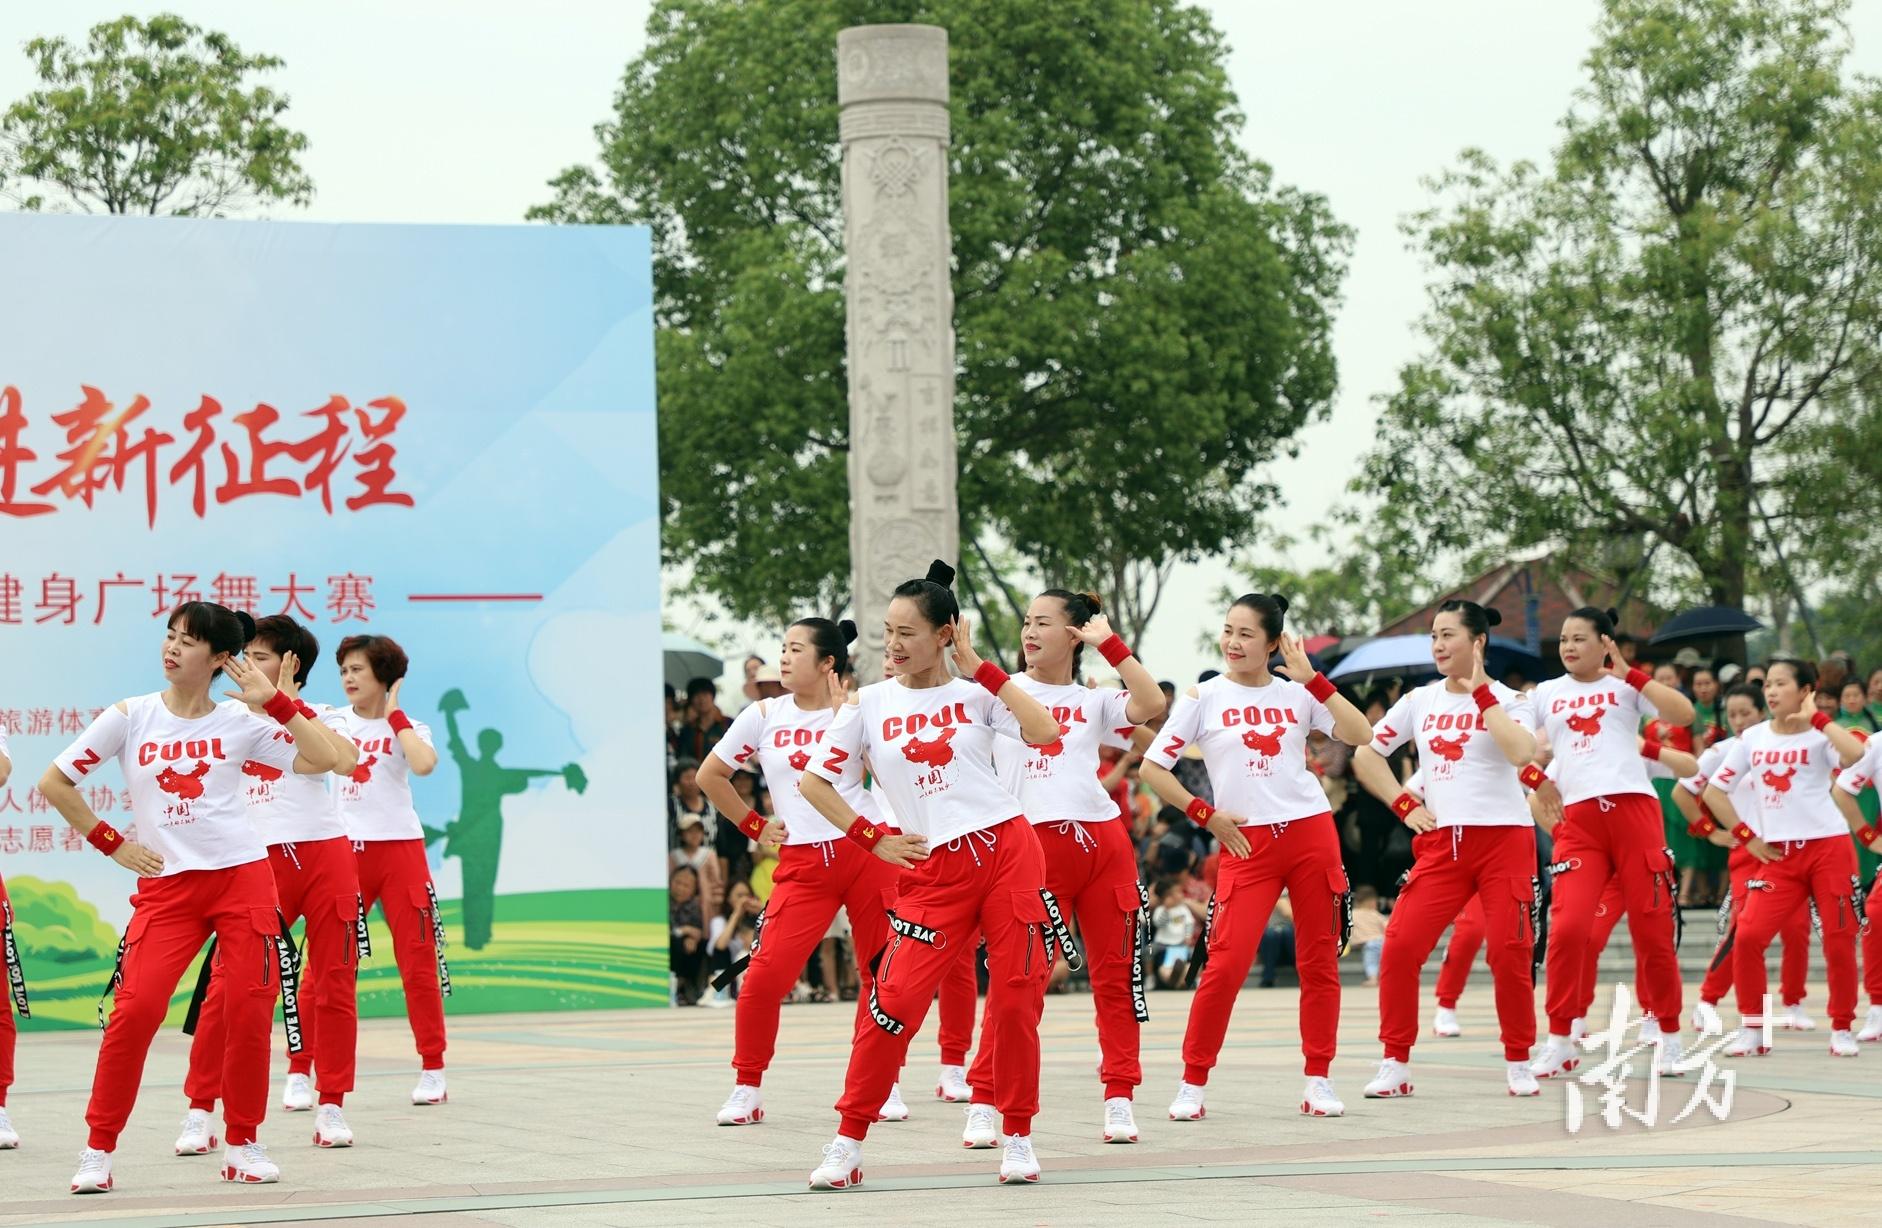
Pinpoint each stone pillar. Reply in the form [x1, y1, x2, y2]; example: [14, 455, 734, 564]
[838, 24, 957, 682]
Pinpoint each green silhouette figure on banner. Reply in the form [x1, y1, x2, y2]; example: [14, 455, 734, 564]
[438, 688, 589, 950]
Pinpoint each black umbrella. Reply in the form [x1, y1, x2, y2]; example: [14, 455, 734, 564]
[1647, 606, 1764, 646]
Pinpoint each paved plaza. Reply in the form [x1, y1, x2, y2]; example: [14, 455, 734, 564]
[1, 967, 1878, 1226]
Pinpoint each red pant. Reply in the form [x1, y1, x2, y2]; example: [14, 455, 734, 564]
[1545, 794, 1682, 1034]
[968, 818, 1144, 1101]
[936, 941, 976, 1065]
[87, 861, 281, 1150]
[1700, 846, 1809, 1008]
[1867, 869, 1882, 1007]
[187, 838, 363, 1108]
[0, 874, 16, 1108]
[1437, 875, 1629, 1011]
[835, 818, 1047, 1139]
[1380, 825, 1535, 1062]
[1182, 816, 1347, 1080]
[1581, 875, 1648, 1018]
[731, 839, 897, 1086]
[1735, 835, 1858, 1030]
[351, 840, 447, 1068]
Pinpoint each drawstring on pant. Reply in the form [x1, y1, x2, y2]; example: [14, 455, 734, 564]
[280, 842, 303, 872]
[1451, 825, 1462, 862]
[814, 839, 836, 869]
[1051, 821, 1098, 853]
[945, 829, 998, 867]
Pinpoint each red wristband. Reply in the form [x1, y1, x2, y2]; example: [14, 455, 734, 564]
[388, 709, 414, 735]
[1390, 792, 1419, 821]
[1185, 797, 1215, 827]
[1305, 672, 1336, 703]
[295, 700, 318, 720]
[1686, 804, 1718, 837]
[1860, 825, 1882, 850]
[87, 821, 124, 855]
[1097, 634, 1132, 668]
[1641, 737, 1664, 762]
[1624, 667, 1650, 692]
[1519, 763, 1547, 791]
[972, 660, 1010, 696]
[1471, 683, 1498, 713]
[1732, 821, 1757, 843]
[845, 814, 884, 851]
[1810, 710, 1833, 732]
[737, 809, 767, 841]
[262, 689, 297, 726]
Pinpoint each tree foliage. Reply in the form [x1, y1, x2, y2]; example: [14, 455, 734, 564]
[534, 0, 1349, 644]
[1361, 0, 1882, 608]
[1, 13, 312, 215]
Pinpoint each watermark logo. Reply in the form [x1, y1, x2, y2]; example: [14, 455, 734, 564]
[1566, 988, 1767, 1133]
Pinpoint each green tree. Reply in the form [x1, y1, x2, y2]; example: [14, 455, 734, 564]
[533, 0, 1349, 646]
[1359, 0, 1882, 609]
[1, 12, 312, 215]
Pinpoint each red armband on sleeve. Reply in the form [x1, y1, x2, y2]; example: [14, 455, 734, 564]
[1859, 825, 1881, 850]
[1471, 684, 1498, 713]
[1305, 672, 1336, 703]
[1810, 710, 1833, 732]
[1518, 763, 1547, 791]
[87, 821, 124, 855]
[1732, 821, 1757, 844]
[1390, 792, 1419, 821]
[1641, 737, 1664, 762]
[737, 809, 767, 842]
[846, 815, 884, 851]
[1185, 797, 1215, 828]
[973, 660, 1009, 697]
[1624, 667, 1650, 692]
[1097, 635, 1132, 668]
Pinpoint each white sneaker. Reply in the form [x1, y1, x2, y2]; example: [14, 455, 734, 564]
[1507, 1061, 1540, 1096]
[998, 1132, 1040, 1184]
[1783, 1003, 1818, 1031]
[1725, 1026, 1771, 1057]
[1363, 1057, 1414, 1098]
[1301, 1076, 1344, 1117]
[1830, 1029, 1860, 1058]
[716, 1084, 765, 1126]
[1529, 1035, 1580, 1079]
[0, 1106, 16, 1149]
[1693, 1002, 1723, 1034]
[1859, 1005, 1882, 1043]
[313, 1104, 354, 1148]
[1654, 1032, 1686, 1078]
[281, 1072, 314, 1112]
[219, 1140, 279, 1184]
[1168, 1080, 1206, 1121]
[412, 1069, 447, 1106]
[70, 1147, 113, 1194]
[936, 1063, 971, 1102]
[1639, 1016, 1662, 1042]
[876, 1082, 909, 1122]
[1102, 1096, 1137, 1143]
[174, 1108, 216, 1155]
[1432, 1006, 1462, 1037]
[808, 1135, 863, 1190]
[962, 1103, 999, 1148]
[700, 987, 734, 1009]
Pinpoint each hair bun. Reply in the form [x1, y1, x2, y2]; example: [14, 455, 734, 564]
[924, 559, 956, 589]
[838, 618, 859, 645]
[1080, 591, 1103, 615]
[1605, 607, 1620, 625]
[1270, 594, 1290, 615]
[1484, 607, 1503, 628]
[236, 610, 257, 640]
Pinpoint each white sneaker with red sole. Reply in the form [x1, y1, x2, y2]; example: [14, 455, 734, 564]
[1363, 1058, 1413, 1098]
[281, 1073, 314, 1112]
[998, 1133, 1040, 1184]
[220, 1141, 279, 1184]
[174, 1109, 216, 1156]
[313, 1104, 354, 1148]
[1102, 1097, 1137, 1142]
[1300, 1076, 1344, 1117]
[716, 1084, 764, 1125]
[70, 1148, 113, 1194]
[876, 1083, 909, 1122]
[1168, 1081, 1205, 1120]
[411, 1069, 447, 1106]
[808, 1136, 863, 1190]
[1529, 1036, 1580, 1078]
[936, 1063, 971, 1102]
[1507, 1061, 1541, 1096]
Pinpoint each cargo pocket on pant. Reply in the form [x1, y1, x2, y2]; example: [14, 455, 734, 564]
[1503, 877, 1537, 951]
[1116, 884, 1151, 1022]
[99, 913, 150, 1028]
[1643, 847, 1682, 947]
[336, 893, 367, 968]
[252, 907, 306, 1054]
[1327, 867, 1354, 952]
[1010, 891, 1050, 986]
[409, 883, 453, 997]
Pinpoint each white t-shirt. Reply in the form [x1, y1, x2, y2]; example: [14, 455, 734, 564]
[1675, 735, 1758, 837]
[53, 693, 301, 875]
[1152, 904, 1195, 946]
[1709, 722, 1845, 842]
[238, 702, 348, 845]
[1142, 675, 1336, 826]
[992, 676, 1135, 824]
[328, 707, 435, 842]
[1530, 674, 1660, 806]
[1369, 680, 1535, 827]
[808, 678, 1026, 844]
[709, 695, 880, 845]
[1835, 736, 1880, 799]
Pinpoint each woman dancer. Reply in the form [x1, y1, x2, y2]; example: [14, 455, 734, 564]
[962, 590, 1162, 1145]
[1349, 601, 1541, 1099]
[327, 635, 447, 1103]
[1832, 730, 1882, 1040]
[1704, 659, 1866, 1057]
[1526, 609, 1695, 1080]
[798, 562, 1062, 1189]
[42, 602, 340, 1193]
[0, 724, 17, 1150]
[1139, 594, 1372, 1120]
[177, 616, 364, 1153]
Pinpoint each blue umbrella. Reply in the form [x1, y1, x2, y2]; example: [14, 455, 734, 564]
[1327, 634, 1544, 688]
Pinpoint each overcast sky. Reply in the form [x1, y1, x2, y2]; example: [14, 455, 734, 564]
[5, 1, 1878, 686]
